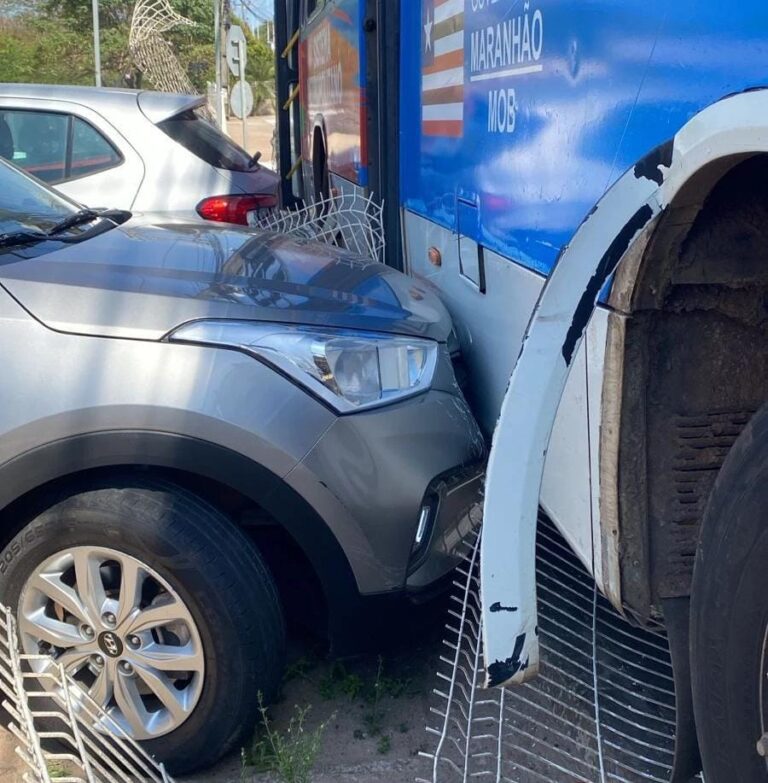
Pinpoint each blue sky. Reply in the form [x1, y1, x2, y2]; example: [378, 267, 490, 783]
[238, 0, 274, 27]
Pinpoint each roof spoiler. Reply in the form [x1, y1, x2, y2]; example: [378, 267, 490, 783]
[136, 91, 208, 124]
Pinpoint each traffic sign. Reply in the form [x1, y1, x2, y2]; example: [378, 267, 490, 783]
[226, 25, 247, 77]
[230, 80, 254, 119]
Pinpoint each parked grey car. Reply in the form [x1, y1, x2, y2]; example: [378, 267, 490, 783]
[0, 159, 484, 772]
[0, 84, 279, 224]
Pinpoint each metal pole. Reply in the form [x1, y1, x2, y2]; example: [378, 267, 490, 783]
[214, 0, 222, 127]
[238, 39, 248, 149]
[222, 0, 231, 130]
[91, 0, 102, 87]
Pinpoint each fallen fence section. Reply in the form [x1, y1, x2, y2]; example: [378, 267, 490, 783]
[255, 192, 386, 262]
[422, 516, 679, 783]
[0, 605, 175, 783]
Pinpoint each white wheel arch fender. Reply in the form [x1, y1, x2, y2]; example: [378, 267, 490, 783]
[481, 89, 768, 688]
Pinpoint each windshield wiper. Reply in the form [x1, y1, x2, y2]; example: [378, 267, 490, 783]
[46, 208, 100, 235]
[0, 207, 130, 249]
[0, 229, 49, 248]
[0, 208, 106, 249]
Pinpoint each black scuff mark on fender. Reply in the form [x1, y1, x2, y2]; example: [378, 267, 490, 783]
[715, 84, 768, 104]
[634, 139, 673, 186]
[562, 204, 654, 365]
[490, 602, 518, 613]
[487, 632, 528, 687]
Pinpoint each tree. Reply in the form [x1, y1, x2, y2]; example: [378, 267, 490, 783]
[0, 0, 276, 96]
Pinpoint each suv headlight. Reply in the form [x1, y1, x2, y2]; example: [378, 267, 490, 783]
[170, 320, 439, 413]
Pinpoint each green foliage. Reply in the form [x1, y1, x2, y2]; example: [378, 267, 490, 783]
[318, 660, 364, 701]
[0, 17, 97, 84]
[242, 696, 330, 783]
[46, 761, 67, 779]
[0, 0, 276, 95]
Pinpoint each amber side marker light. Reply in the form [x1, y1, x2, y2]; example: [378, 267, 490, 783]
[428, 247, 442, 267]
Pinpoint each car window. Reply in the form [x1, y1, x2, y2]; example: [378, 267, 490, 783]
[157, 108, 255, 172]
[71, 118, 122, 178]
[1, 110, 68, 183]
[0, 157, 78, 234]
[0, 110, 122, 184]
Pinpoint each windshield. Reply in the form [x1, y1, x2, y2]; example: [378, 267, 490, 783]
[0, 157, 78, 236]
[157, 108, 255, 172]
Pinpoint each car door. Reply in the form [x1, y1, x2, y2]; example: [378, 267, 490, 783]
[0, 99, 145, 210]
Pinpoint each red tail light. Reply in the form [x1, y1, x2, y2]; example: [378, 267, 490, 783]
[196, 194, 278, 225]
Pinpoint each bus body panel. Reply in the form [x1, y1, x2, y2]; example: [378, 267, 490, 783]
[300, 0, 367, 187]
[400, 1, 768, 278]
[405, 210, 599, 585]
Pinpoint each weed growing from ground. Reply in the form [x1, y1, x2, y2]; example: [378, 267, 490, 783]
[318, 660, 364, 701]
[241, 695, 331, 783]
[362, 656, 387, 736]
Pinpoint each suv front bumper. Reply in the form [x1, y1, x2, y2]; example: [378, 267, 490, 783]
[406, 461, 484, 592]
[285, 387, 486, 597]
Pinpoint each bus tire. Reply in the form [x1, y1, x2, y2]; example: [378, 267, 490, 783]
[691, 401, 768, 782]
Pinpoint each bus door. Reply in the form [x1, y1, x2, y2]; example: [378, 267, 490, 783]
[277, 0, 401, 265]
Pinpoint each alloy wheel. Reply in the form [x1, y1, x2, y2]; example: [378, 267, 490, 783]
[18, 546, 204, 740]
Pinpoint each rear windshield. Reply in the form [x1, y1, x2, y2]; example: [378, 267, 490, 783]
[157, 108, 254, 172]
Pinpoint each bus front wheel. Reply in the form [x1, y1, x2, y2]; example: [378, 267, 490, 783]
[691, 400, 768, 782]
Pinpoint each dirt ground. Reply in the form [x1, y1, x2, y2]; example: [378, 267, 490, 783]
[185, 602, 447, 783]
[0, 599, 448, 783]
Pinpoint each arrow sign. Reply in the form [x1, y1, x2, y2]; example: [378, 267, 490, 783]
[226, 25, 247, 78]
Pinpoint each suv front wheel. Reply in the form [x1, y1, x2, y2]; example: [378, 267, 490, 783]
[0, 478, 285, 775]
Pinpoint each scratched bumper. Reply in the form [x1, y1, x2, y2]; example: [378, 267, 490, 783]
[291, 352, 486, 597]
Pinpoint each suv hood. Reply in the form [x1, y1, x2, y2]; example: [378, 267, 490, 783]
[0, 221, 451, 342]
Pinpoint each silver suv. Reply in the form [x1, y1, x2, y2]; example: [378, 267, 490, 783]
[0, 159, 484, 772]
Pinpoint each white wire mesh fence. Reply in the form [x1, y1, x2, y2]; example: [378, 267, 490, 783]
[254, 192, 386, 262]
[0, 605, 174, 783]
[421, 518, 680, 783]
[129, 0, 196, 95]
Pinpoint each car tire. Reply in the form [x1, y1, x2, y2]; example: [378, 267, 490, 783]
[691, 402, 768, 782]
[0, 477, 285, 775]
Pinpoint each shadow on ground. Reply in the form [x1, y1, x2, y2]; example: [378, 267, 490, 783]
[184, 596, 450, 783]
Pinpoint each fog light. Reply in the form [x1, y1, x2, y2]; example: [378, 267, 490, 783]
[415, 505, 431, 547]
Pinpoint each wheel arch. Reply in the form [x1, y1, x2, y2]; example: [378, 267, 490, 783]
[603, 150, 768, 623]
[481, 87, 768, 686]
[0, 430, 360, 650]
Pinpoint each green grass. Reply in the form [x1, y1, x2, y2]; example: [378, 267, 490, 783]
[46, 761, 67, 779]
[318, 661, 364, 701]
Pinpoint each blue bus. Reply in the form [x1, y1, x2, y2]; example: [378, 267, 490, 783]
[275, 2, 768, 780]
